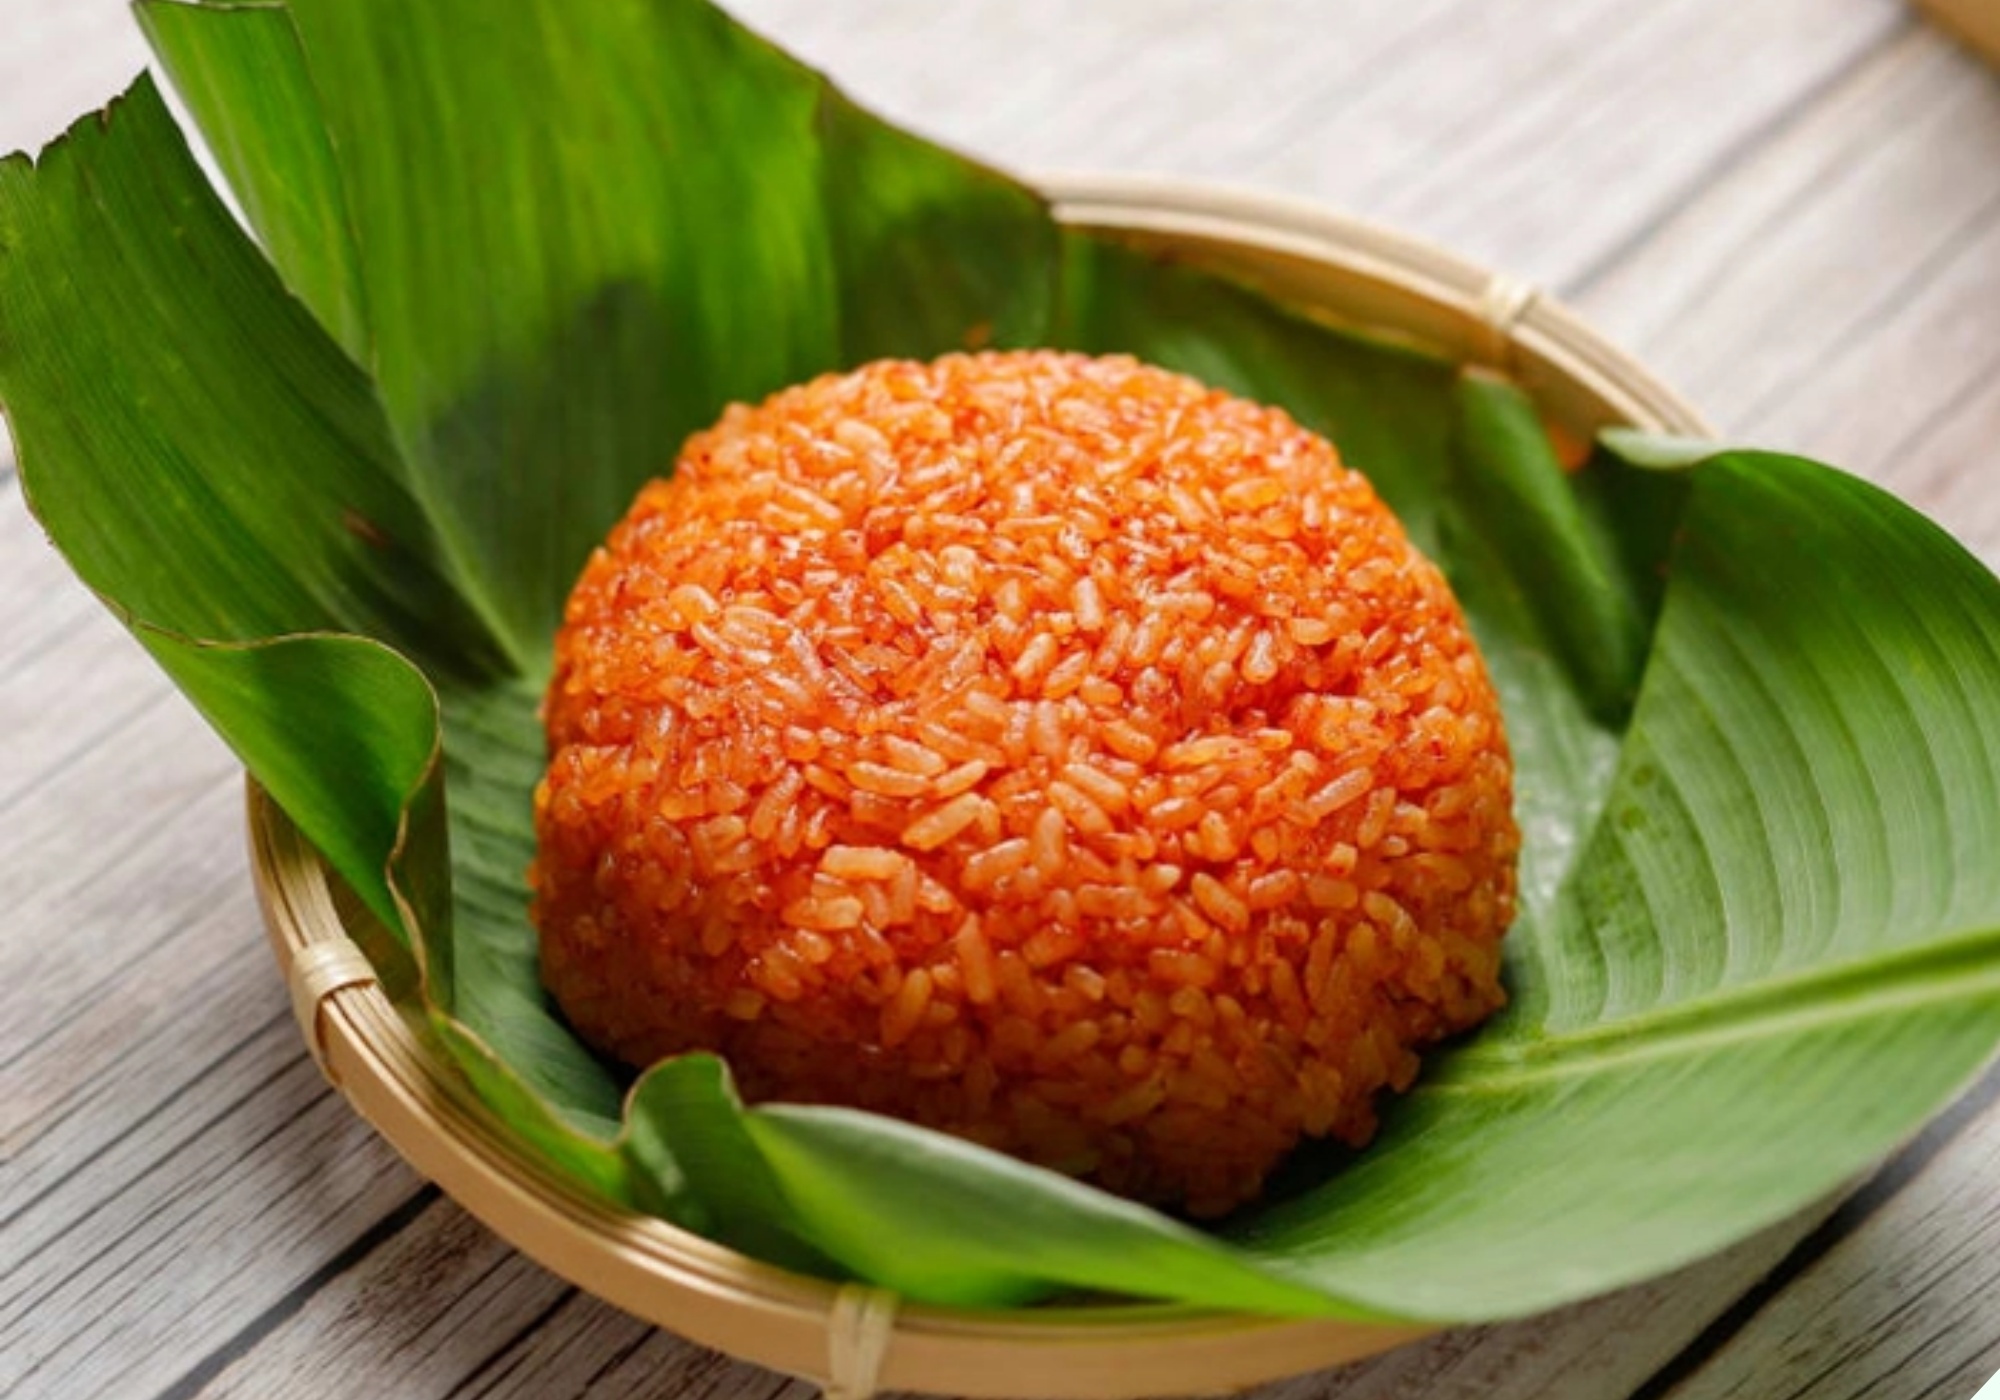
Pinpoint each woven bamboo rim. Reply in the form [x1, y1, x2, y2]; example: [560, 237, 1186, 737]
[249, 175, 1712, 1400]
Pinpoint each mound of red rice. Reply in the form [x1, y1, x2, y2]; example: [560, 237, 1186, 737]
[533, 351, 1517, 1214]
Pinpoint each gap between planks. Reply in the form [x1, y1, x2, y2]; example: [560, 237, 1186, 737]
[1648, 1064, 2000, 1400]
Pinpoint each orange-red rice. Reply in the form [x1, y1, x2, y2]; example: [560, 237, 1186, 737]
[533, 351, 1517, 1214]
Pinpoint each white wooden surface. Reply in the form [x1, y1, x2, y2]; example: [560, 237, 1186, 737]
[3, 2, 1998, 1397]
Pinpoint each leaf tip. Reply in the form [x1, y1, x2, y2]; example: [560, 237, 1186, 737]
[1598, 426, 1729, 472]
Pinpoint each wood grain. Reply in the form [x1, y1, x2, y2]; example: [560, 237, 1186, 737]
[725, 0, 1907, 289]
[3, 3, 1997, 1399]
[1581, 28, 2000, 548]
[1661, 1074, 2000, 1400]
[0, 487, 428, 1400]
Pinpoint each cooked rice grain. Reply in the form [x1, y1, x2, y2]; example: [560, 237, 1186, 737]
[533, 351, 1517, 1214]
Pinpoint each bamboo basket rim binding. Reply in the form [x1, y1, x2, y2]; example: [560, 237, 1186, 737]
[251, 174, 1714, 1400]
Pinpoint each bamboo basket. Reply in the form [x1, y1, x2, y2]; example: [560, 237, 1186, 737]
[251, 175, 1712, 1400]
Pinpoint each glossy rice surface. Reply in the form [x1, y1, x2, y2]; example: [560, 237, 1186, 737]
[534, 351, 1517, 1213]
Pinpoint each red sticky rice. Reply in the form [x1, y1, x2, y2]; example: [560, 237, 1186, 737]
[533, 350, 1517, 1215]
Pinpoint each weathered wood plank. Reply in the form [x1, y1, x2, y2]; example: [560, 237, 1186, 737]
[1578, 26, 2000, 551]
[1889, 369, 2000, 568]
[1580, 28, 2000, 402]
[725, 0, 1473, 181]
[1252, 1209, 1851, 1400]
[1755, 196, 2000, 540]
[0, 501, 241, 1086]
[1, 1028, 423, 1400]
[450, 1298, 789, 1400]
[309, 1194, 1840, 1400]
[464, 1317, 816, 1400]
[1660, 1076, 2000, 1400]
[176, 1210, 751, 1400]
[0, 490, 165, 808]
[182, 1201, 573, 1400]
[1, 763, 243, 1170]
[727, 0, 1906, 289]
[0, 516, 428, 1400]
[176, 1194, 817, 1400]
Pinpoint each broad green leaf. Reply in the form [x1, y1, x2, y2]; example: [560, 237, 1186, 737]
[4, 0, 1997, 1327]
[162, 0, 1056, 666]
[434, 675, 628, 1131]
[701, 409, 2000, 1320]
[744, 1105, 1344, 1315]
[1230, 988, 2000, 1318]
[1534, 449, 2000, 1023]
[0, 78, 503, 683]
[137, 0, 370, 359]
[1229, 450, 2000, 1318]
[625, 1057, 842, 1275]
[817, 86, 1056, 359]
[144, 630, 447, 942]
[262, 0, 838, 666]
[0, 77, 492, 939]
[100, 0, 1057, 1153]
[1448, 373, 1651, 726]
[1437, 383, 1691, 1018]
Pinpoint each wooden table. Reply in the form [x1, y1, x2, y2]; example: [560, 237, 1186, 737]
[4, 2, 1998, 1396]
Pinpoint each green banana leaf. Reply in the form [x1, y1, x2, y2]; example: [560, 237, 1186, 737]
[4, 0, 1997, 1324]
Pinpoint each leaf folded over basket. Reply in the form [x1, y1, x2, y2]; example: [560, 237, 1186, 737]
[3, 0, 1998, 1321]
